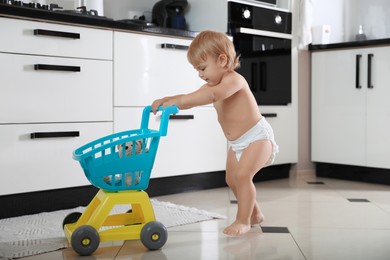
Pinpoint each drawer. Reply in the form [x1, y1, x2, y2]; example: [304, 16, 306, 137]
[0, 17, 112, 60]
[0, 52, 113, 124]
[114, 107, 227, 178]
[0, 122, 113, 195]
[114, 32, 203, 106]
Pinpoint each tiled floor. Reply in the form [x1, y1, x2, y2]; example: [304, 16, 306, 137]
[23, 175, 390, 260]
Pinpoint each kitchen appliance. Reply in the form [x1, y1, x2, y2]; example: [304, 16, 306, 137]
[152, 0, 188, 29]
[228, 1, 292, 105]
[253, 0, 277, 6]
[0, 0, 106, 18]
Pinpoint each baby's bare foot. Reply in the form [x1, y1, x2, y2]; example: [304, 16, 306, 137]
[223, 221, 251, 236]
[251, 212, 264, 226]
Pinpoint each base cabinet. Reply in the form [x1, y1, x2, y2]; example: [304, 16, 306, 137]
[0, 17, 113, 195]
[311, 46, 390, 169]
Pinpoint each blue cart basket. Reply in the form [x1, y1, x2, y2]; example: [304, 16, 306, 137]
[73, 105, 179, 191]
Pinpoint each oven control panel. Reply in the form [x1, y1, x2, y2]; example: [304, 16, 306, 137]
[228, 2, 291, 34]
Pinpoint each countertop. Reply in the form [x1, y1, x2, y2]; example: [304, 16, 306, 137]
[309, 38, 390, 51]
[0, 4, 198, 39]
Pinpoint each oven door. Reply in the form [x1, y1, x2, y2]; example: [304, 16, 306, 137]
[233, 29, 292, 105]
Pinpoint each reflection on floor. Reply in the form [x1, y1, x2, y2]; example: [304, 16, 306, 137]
[22, 175, 390, 260]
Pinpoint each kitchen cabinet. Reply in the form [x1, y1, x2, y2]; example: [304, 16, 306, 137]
[0, 123, 112, 195]
[0, 17, 113, 195]
[0, 52, 112, 124]
[311, 46, 390, 169]
[113, 32, 227, 177]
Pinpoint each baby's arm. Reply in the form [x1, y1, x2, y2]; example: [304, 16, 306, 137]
[172, 74, 244, 109]
[151, 94, 184, 114]
[151, 72, 244, 111]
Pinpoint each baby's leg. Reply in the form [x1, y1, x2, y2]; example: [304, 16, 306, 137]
[224, 140, 272, 236]
[226, 148, 264, 226]
[251, 201, 264, 226]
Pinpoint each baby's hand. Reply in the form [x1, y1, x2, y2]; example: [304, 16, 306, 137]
[151, 99, 162, 114]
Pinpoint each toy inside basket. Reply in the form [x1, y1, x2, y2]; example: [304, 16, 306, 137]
[73, 129, 161, 191]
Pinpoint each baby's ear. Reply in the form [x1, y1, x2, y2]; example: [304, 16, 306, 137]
[218, 54, 228, 67]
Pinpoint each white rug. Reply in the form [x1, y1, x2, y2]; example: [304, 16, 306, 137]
[0, 199, 226, 259]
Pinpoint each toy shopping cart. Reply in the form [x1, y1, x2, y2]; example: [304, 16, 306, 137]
[63, 105, 179, 256]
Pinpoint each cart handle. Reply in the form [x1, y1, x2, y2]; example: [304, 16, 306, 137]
[141, 105, 179, 136]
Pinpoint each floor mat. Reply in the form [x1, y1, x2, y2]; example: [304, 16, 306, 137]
[0, 199, 226, 259]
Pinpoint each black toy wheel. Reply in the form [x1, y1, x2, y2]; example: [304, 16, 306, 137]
[140, 221, 168, 250]
[62, 212, 82, 229]
[71, 225, 100, 256]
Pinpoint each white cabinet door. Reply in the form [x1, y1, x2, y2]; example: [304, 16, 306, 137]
[311, 49, 366, 166]
[366, 47, 390, 168]
[0, 122, 112, 195]
[114, 107, 227, 178]
[114, 32, 203, 106]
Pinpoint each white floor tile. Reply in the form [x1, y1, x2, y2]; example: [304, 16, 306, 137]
[290, 227, 390, 260]
[17, 176, 390, 260]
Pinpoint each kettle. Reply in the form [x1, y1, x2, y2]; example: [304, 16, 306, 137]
[152, 0, 188, 29]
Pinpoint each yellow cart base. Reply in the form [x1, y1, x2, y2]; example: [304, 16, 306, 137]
[63, 189, 167, 256]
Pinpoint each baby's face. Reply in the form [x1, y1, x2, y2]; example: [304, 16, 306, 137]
[194, 55, 225, 86]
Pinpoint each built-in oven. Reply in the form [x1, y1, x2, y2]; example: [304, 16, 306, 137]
[228, 1, 292, 105]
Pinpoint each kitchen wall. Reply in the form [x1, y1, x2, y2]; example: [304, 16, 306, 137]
[345, 0, 390, 41]
[103, 0, 157, 20]
[312, 0, 390, 43]
[293, 0, 314, 176]
[311, 0, 344, 43]
[103, 0, 292, 28]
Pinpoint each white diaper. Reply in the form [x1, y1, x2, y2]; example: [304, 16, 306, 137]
[228, 117, 279, 166]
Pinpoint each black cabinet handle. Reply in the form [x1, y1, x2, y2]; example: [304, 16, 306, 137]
[30, 131, 80, 139]
[367, 53, 374, 89]
[161, 43, 189, 50]
[356, 54, 362, 89]
[34, 64, 81, 72]
[34, 29, 80, 39]
[263, 113, 277, 118]
[169, 115, 194, 120]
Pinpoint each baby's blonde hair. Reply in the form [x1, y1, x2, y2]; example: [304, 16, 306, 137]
[187, 30, 240, 70]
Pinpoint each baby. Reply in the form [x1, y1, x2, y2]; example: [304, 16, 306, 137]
[151, 30, 278, 236]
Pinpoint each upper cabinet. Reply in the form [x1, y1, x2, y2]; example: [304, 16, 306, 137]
[311, 46, 390, 169]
